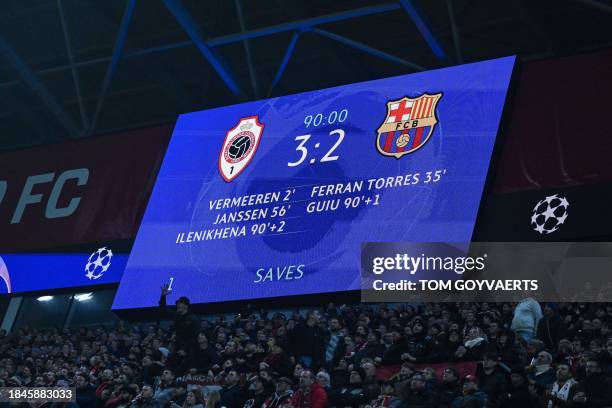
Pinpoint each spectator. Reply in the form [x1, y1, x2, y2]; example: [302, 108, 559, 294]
[451, 375, 487, 408]
[0, 300, 610, 408]
[171, 382, 189, 407]
[511, 298, 543, 343]
[243, 376, 271, 408]
[96, 368, 115, 397]
[494, 329, 522, 369]
[293, 311, 326, 369]
[463, 327, 488, 361]
[263, 342, 291, 378]
[537, 304, 567, 351]
[381, 332, 408, 365]
[438, 367, 462, 408]
[398, 373, 436, 408]
[328, 368, 369, 408]
[571, 359, 612, 406]
[75, 373, 96, 408]
[205, 391, 221, 408]
[315, 371, 330, 391]
[546, 363, 578, 408]
[330, 359, 349, 388]
[360, 360, 380, 400]
[188, 332, 218, 373]
[354, 332, 385, 365]
[292, 364, 304, 385]
[130, 384, 162, 408]
[183, 388, 205, 408]
[496, 370, 539, 408]
[154, 368, 177, 406]
[290, 369, 328, 408]
[220, 369, 244, 408]
[262, 377, 293, 408]
[324, 318, 346, 367]
[107, 385, 137, 408]
[404, 321, 428, 363]
[420, 367, 438, 392]
[238, 342, 264, 374]
[369, 380, 401, 408]
[476, 353, 507, 402]
[159, 285, 200, 358]
[526, 351, 555, 386]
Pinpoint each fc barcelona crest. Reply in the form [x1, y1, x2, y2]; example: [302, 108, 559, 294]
[219, 116, 264, 182]
[376, 93, 442, 159]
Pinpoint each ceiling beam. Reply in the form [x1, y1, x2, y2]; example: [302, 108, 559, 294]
[313, 28, 426, 71]
[0, 34, 80, 139]
[576, 0, 612, 15]
[210, 3, 401, 47]
[0, 3, 589, 93]
[268, 32, 300, 96]
[88, 0, 137, 136]
[446, 0, 463, 64]
[398, 0, 448, 60]
[234, 0, 259, 98]
[162, 0, 243, 96]
[57, 0, 88, 131]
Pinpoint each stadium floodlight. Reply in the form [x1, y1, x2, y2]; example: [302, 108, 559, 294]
[37, 295, 53, 302]
[74, 293, 93, 302]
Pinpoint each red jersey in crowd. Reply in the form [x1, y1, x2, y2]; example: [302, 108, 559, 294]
[290, 383, 328, 408]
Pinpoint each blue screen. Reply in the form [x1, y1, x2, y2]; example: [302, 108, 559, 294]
[0, 249, 127, 295]
[113, 57, 515, 309]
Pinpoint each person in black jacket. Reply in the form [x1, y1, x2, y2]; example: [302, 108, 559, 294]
[328, 368, 370, 408]
[187, 332, 219, 373]
[220, 369, 245, 408]
[243, 376, 272, 408]
[381, 332, 408, 365]
[294, 310, 326, 369]
[475, 353, 508, 403]
[496, 369, 539, 408]
[571, 359, 612, 406]
[75, 373, 97, 408]
[404, 321, 429, 363]
[399, 373, 437, 408]
[437, 368, 462, 408]
[537, 304, 567, 351]
[330, 359, 350, 388]
[159, 284, 200, 358]
[353, 332, 385, 365]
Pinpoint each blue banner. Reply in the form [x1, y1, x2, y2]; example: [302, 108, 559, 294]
[0, 248, 126, 294]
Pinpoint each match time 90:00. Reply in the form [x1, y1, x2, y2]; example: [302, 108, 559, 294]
[2, 387, 73, 402]
[287, 109, 349, 168]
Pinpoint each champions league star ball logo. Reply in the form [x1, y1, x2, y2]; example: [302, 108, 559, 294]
[85, 247, 113, 280]
[530, 194, 569, 234]
[219, 116, 264, 182]
[0, 256, 11, 294]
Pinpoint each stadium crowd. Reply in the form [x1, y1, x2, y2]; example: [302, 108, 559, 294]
[0, 289, 610, 408]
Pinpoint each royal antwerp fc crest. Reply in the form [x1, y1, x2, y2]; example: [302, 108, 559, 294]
[219, 116, 264, 182]
[376, 93, 442, 159]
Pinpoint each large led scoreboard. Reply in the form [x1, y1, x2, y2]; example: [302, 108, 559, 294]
[112, 56, 515, 309]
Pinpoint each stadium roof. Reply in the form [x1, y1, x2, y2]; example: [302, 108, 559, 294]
[1, 0, 611, 151]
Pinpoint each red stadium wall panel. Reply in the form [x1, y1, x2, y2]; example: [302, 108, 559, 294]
[0, 126, 171, 251]
[475, 50, 612, 241]
[494, 49, 612, 193]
